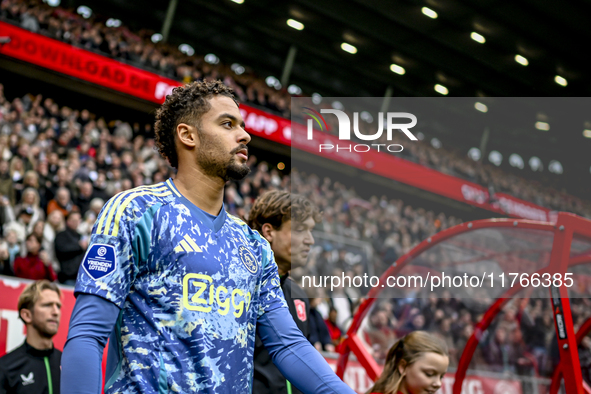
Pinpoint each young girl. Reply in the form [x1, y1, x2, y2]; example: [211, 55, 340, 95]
[368, 331, 449, 394]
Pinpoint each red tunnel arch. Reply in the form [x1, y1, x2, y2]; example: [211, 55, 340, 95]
[336, 212, 591, 394]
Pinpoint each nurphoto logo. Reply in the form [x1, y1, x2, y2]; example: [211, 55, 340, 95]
[303, 107, 418, 153]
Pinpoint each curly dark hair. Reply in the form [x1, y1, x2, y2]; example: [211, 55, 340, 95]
[154, 80, 236, 169]
[247, 191, 322, 232]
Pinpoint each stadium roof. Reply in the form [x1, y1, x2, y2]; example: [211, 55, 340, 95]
[77, 0, 590, 98]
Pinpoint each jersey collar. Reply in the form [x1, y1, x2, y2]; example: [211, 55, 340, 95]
[25, 341, 55, 357]
[165, 178, 227, 233]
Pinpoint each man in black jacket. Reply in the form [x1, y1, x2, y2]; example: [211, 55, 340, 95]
[248, 191, 321, 394]
[54, 211, 87, 285]
[0, 280, 62, 394]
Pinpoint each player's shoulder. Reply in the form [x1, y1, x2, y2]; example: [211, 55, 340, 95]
[226, 212, 266, 243]
[95, 182, 175, 236]
[227, 212, 247, 227]
[104, 182, 174, 212]
[0, 343, 25, 366]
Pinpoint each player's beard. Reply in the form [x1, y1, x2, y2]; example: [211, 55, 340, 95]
[197, 133, 251, 182]
[31, 314, 58, 338]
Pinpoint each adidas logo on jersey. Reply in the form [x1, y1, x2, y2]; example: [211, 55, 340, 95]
[174, 234, 202, 253]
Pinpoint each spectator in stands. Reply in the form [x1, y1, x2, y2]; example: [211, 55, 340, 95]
[511, 328, 534, 376]
[0, 280, 62, 394]
[459, 321, 490, 369]
[497, 306, 519, 334]
[307, 298, 335, 353]
[324, 307, 343, 350]
[13, 233, 56, 281]
[579, 336, 591, 386]
[400, 313, 427, 336]
[31, 220, 44, 243]
[484, 326, 515, 373]
[420, 294, 440, 327]
[47, 187, 73, 217]
[54, 211, 86, 285]
[0, 194, 13, 238]
[74, 180, 97, 214]
[48, 167, 73, 202]
[13, 187, 44, 224]
[0, 160, 15, 206]
[22, 170, 47, 208]
[42, 210, 64, 268]
[330, 268, 353, 330]
[77, 198, 103, 237]
[0, 229, 20, 274]
[433, 318, 457, 367]
[364, 306, 398, 362]
[4, 206, 36, 243]
[0, 238, 12, 276]
[9, 157, 25, 197]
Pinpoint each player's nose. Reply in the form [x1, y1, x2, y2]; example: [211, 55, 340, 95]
[237, 126, 251, 145]
[305, 231, 314, 245]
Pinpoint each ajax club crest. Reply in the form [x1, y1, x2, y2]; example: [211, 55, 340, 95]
[239, 245, 258, 274]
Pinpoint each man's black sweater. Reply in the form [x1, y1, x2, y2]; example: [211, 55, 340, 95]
[54, 227, 84, 283]
[253, 275, 310, 394]
[0, 342, 61, 394]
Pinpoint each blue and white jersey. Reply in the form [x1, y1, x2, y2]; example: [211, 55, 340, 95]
[75, 179, 287, 394]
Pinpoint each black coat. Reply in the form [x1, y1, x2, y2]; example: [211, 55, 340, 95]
[0, 342, 61, 394]
[54, 228, 85, 283]
[308, 307, 333, 350]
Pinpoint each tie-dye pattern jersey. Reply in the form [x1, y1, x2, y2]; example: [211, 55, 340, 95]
[74, 179, 287, 394]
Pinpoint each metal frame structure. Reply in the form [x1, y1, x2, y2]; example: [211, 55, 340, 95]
[549, 315, 591, 393]
[336, 212, 591, 394]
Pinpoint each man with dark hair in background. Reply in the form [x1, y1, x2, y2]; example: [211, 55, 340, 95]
[248, 190, 328, 394]
[0, 280, 62, 394]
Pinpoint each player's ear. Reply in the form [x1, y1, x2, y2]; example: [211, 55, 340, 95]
[397, 359, 407, 376]
[20, 308, 32, 325]
[261, 223, 274, 243]
[176, 123, 198, 148]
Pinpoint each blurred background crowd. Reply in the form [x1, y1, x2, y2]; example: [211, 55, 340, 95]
[1, 86, 590, 383]
[2, 0, 591, 219]
[2, 0, 591, 386]
[0, 0, 291, 118]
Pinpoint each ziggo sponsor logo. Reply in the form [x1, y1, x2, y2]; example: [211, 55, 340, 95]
[182, 274, 252, 318]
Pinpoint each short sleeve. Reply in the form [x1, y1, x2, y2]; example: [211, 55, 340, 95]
[74, 195, 139, 308]
[257, 239, 288, 318]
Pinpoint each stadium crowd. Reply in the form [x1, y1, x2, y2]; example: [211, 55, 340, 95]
[2, 0, 591, 220]
[0, 0, 290, 118]
[291, 106, 591, 219]
[360, 294, 591, 379]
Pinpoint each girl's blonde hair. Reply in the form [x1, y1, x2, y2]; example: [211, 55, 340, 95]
[21, 187, 40, 207]
[23, 170, 39, 188]
[367, 331, 448, 394]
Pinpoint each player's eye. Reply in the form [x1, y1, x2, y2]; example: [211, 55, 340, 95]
[223, 121, 232, 128]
